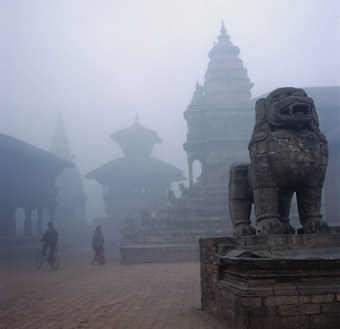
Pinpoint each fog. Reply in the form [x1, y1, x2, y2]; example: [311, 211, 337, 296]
[1, 0, 340, 222]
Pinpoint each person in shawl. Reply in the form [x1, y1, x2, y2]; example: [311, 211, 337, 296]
[91, 226, 106, 265]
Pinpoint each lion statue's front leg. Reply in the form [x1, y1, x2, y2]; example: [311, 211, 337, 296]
[253, 188, 294, 235]
[297, 187, 330, 234]
[251, 153, 295, 235]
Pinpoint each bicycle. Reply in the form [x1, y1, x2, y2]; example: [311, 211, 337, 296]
[35, 246, 60, 270]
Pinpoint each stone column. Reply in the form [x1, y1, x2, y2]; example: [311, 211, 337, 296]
[188, 160, 193, 187]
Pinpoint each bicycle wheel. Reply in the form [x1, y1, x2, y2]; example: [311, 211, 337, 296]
[35, 250, 44, 269]
[50, 248, 60, 270]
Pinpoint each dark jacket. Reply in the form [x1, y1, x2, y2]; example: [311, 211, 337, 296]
[41, 228, 59, 246]
[92, 229, 104, 247]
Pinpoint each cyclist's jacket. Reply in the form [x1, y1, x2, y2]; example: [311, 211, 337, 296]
[41, 228, 59, 246]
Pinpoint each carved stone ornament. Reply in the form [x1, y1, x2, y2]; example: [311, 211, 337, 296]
[229, 87, 330, 235]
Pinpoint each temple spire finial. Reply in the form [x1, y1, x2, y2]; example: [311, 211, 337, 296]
[220, 20, 226, 35]
[134, 114, 140, 126]
[50, 111, 72, 161]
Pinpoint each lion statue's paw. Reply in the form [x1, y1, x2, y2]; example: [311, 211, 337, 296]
[256, 218, 287, 235]
[234, 224, 256, 237]
[282, 222, 296, 234]
[298, 219, 330, 234]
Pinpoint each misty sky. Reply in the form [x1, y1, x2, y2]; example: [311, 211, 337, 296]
[1, 0, 340, 219]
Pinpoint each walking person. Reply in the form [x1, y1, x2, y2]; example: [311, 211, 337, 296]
[40, 222, 59, 265]
[91, 226, 106, 265]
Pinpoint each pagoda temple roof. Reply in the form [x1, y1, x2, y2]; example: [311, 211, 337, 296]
[0, 133, 74, 194]
[111, 117, 162, 157]
[0, 133, 74, 169]
[86, 156, 185, 186]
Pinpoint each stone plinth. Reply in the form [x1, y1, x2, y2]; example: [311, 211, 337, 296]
[200, 233, 340, 329]
[119, 215, 232, 264]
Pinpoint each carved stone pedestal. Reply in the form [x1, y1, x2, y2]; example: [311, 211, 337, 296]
[200, 233, 340, 329]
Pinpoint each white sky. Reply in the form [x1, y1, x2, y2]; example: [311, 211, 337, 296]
[1, 0, 340, 219]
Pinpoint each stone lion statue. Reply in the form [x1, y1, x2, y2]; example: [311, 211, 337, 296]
[229, 87, 330, 236]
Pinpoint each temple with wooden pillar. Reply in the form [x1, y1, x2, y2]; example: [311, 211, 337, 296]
[0, 133, 73, 241]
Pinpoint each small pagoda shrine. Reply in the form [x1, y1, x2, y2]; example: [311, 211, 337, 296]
[86, 116, 185, 243]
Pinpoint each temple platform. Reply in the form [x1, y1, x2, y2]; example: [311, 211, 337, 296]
[119, 216, 232, 264]
[200, 232, 340, 329]
[120, 243, 199, 264]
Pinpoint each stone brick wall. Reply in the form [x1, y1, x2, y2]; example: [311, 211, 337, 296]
[200, 235, 340, 329]
[199, 237, 235, 317]
[120, 244, 199, 264]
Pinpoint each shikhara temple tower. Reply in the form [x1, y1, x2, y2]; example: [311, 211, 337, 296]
[170, 22, 254, 230]
[184, 21, 254, 188]
[86, 117, 185, 224]
[50, 114, 87, 228]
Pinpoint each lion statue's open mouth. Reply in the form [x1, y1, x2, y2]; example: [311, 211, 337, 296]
[280, 103, 312, 117]
[266, 89, 315, 127]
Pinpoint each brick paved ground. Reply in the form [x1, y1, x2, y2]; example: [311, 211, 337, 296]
[0, 247, 229, 329]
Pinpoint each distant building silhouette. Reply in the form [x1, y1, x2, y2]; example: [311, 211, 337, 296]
[0, 133, 73, 239]
[49, 114, 87, 230]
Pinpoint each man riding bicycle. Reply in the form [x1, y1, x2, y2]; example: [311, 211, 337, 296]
[40, 222, 59, 265]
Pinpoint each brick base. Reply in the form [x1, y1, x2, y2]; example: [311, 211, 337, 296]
[200, 234, 340, 329]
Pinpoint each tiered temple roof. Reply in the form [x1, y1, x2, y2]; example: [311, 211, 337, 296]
[86, 117, 185, 220]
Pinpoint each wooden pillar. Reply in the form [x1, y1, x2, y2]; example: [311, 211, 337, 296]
[10, 207, 16, 237]
[49, 207, 55, 223]
[37, 208, 43, 236]
[24, 208, 33, 236]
